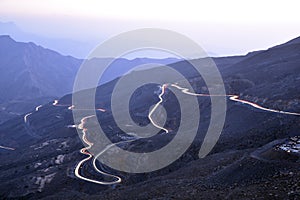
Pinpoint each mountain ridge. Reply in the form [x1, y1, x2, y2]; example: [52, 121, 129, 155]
[0, 34, 300, 199]
[0, 35, 180, 123]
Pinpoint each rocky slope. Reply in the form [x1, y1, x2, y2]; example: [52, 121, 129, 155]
[0, 35, 179, 123]
[0, 36, 300, 199]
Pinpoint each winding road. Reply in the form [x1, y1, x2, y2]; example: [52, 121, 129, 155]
[24, 112, 32, 124]
[71, 85, 167, 185]
[52, 100, 120, 185]
[2, 105, 45, 151]
[73, 115, 123, 185]
[35, 105, 43, 111]
[171, 83, 300, 116]
[0, 145, 15, 151]
[148, 84, 169, 133]
[73, 114, 125, 185]
[57, 82, 300, 186]
[23, 104, 47, 138]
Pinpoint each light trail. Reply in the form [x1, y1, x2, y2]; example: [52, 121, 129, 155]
[53, 100, 106, 112]
[68, 105, 75, 110]
[73, 82, 299, 186]
[74, 115, 122, 185]
[23, 112, 41, 138]
[171, 84, 300, 116]
[28, 83, 300, 186]
[97, 108, 106, 112]
[92, 141, 131, 185]
[35, 105, 43, 111]
[148, 84, 169, 133]
[67, 125, 77, 128]
[24, 112, 32, 123]
[52, 100, 115, 185]
[52, 100, 59, 106]
[229, 95, 300, 116]
[70, 108, 106, 112]
[74, 84, 168, 185]
[0, 145, 15, 151]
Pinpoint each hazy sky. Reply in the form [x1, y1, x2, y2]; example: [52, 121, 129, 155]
[1, 0, 300, 57]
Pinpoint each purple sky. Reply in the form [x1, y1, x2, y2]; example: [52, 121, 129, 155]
[1, 0, 300, 57]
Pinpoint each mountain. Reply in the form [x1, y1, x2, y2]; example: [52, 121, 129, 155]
[274, 36, 300, 47]
[221, 38, 300, 112]
[0, 35, 81, 100]
[0, 35, 180, 123]
[0, 22, 221, 59]
[0, 35, 81, 123]
[0, 35, 179, 101]
[0, 21, 96, 58]
[0, 36, 299, 199]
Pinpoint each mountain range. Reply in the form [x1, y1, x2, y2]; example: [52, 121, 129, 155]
[0, 34, 299, 199]
[0, 21, 95, 58]
[0, 35, 179, 123]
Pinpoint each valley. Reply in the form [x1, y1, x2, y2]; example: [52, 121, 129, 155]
[0, 35, 299, 199]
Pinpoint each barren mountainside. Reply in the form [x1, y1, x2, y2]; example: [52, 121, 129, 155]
[0, 36, 299, 199]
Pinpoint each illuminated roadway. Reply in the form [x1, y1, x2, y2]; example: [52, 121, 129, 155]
[171, 83, 300, 116]
[0, 145, 15, 151]
[73, 115, 123, 185]
[53, 84, 300, 185]
[71, 85, 167, 185]
[148, 84, 169, 133]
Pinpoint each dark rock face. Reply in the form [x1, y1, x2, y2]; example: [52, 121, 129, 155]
[0, 36, 300, 199]
[0, 36, 179, 124]
[0, 35, 81, 123]
[0, 35, 81, 100]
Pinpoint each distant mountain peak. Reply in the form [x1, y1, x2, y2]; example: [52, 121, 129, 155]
[283, 36, 300, 45]
[0, 35, 14, 40]
[271, 36, 300, 49]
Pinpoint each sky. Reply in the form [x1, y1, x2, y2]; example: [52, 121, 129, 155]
[1, 0, 300, 57]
